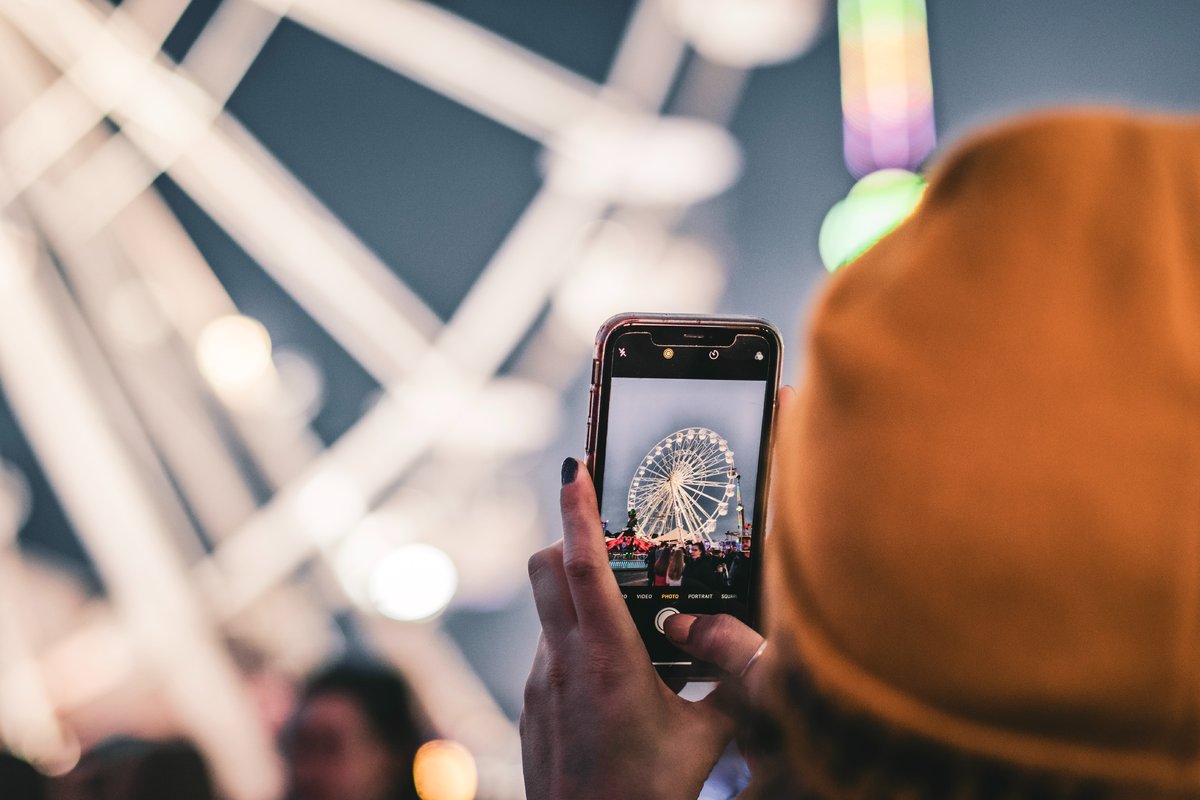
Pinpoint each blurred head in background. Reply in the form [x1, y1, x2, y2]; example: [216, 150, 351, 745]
[52, 738, 214, 800]
[0, 752, 47, 800]
[285, 661, 424, 800]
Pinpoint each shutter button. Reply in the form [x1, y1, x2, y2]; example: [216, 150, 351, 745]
[654, 607, 679, 634]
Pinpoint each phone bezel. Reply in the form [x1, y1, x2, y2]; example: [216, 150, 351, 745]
[586, 312, 782, 682]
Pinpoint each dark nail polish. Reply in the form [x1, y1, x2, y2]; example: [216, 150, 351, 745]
[560, 457, 578, 486]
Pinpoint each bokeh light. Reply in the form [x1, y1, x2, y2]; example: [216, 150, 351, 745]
[334, 505, 423, 607]
[838, 0, 935, 177]
[818, 168, 926, 271]
[368, 543, 459, 622]
[413, 739, 478, 800]
[194, 314, 275, 402]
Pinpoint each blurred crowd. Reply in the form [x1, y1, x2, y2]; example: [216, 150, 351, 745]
[0, 659, 426, 800]
[645, 541, 750, 595]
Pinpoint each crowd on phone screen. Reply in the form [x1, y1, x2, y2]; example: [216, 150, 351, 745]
[645, 541, 750, 592]
[0, 658, 426, 800]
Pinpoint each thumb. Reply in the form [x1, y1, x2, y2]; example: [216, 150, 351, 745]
[664, 613, 764, 676]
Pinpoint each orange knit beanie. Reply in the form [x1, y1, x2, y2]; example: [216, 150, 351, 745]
[756, 110, 1200, 797]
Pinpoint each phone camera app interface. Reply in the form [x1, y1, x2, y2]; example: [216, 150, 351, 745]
[599, 331, 773, 668]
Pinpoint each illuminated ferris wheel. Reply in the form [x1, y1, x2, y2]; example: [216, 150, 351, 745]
[627, 427, 736, 543]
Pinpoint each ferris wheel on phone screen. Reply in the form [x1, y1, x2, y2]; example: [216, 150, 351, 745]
[627, 427, 736, 544]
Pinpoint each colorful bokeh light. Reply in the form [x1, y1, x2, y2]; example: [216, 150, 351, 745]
[837, 0, 935, 177]
[819, 168, 926, 271]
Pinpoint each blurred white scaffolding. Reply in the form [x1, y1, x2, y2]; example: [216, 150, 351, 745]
[0, 0, 824, 797]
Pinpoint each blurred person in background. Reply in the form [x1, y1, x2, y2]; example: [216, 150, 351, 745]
[121, 740, 215, 800]
[0, 752, 48, 800]
[284, 660, 425, 800]
[522, 110, 1200, 798]
[52, 738, 215, 800]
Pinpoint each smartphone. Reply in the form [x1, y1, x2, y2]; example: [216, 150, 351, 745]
[586, 313, 782, 681]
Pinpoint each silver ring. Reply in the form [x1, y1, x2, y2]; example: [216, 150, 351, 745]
[740, 640, 769, 678]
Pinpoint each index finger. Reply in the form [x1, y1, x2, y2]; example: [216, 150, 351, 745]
[559, 458, 638, 644]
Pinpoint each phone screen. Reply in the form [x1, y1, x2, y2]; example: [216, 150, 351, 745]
[590, 324, 779, 677]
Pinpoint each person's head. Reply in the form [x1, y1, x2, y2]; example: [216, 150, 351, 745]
[688, 542, 704, 559]
[0, 753, 46, 800]
[752, 111, 1200, 797]
[667, 550, 685, 581]
[285, 661, 424, 800]
[55, 738, 214, 800]
[126, 740, 214, 800]
[654, 548, 671, 575]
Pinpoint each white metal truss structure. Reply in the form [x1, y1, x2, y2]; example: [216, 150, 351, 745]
[0, 0, 825, 797]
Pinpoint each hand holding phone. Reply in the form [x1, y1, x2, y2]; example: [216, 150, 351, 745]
[522, 458, 765, 800]
[586, 314, 782, 681]
[520, 312, 781, 798]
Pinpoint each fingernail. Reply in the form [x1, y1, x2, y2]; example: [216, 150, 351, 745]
[664, 613, 696, 644]
[560, 457, 578, 486]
